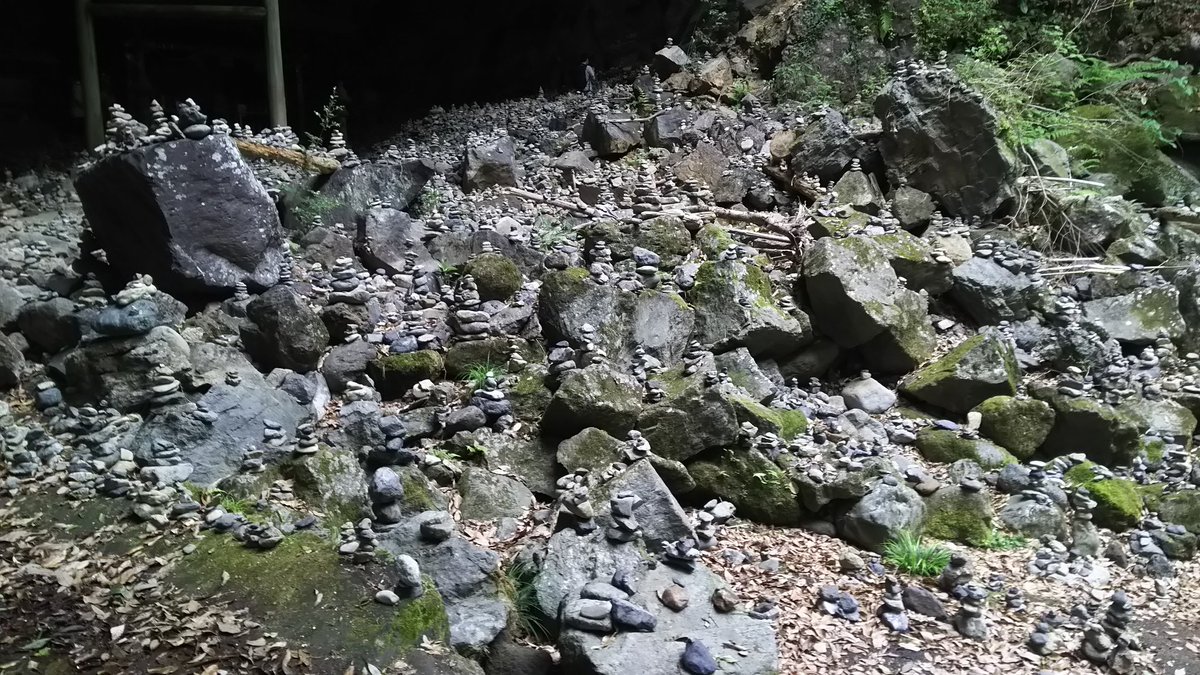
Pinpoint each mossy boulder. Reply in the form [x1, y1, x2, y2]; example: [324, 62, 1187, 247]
[167, 533, 450, 663]
[1154, 490, 1200, 533]
[838, 482, 927, 553]
[870, 231, 952, 295]
[635, 216, 693, 268]
[638, 382, 739, 462]
[1065, 461, 1142, 532]
[807, 210, 872, 239]
[688, 449, 803, 526]
[279, 446, 370, 527]
[543, 365, 643, 438]
[369, 350, 445, 399]
[688, 260, 812, 359]
[1117, 397, 1197, 448]
[696, 223, 737, 258]
[1036, 389, 1143, 467]
[444, 337, 542, 379]
[973, 396, 1055, 460]
[793, 456, 894, 512]
[922, 486, 993, 546]
[509, 370, 552, 425]
[394, 464, 449, 515]
[557, 427, 625, 473]
[1081, 285, 1185, 347]
[915, 429, 1017, 469]
[900, 331, 1019, 414]
[462, 253, 522, 301]
[724, 393, 808, 440]
[457, 466, 535, 521]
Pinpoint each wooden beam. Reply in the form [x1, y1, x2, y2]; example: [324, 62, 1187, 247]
[76, 0, 103, 149]
[89, 3, 267, 19]
[264, 0, 286, 127]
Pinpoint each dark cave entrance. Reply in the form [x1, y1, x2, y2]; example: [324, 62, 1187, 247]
[0, 0, 699, 171]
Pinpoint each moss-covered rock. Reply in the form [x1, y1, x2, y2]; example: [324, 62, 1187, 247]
[870, 231, 952, 295]
[167, 533, 450, 663]
[1036, 389, 1143, 467]
[1065, 461, 1142, 532]
[635, 216, 693, 268]
[638, 383, 740, 462]
[543, 365, 643, 438]
[973, 395, 1055, 460]
[923, 486, 993, 546]
[1117, 397, 1197, 448]
[900, 332, 1019, 414]
[1155, 490, 1200, 533]
[509, 370, 552, 425]
[688, 449, 803, 526]
[793, 456, 894, 511]
[462, 253, 523, 301]
[279, 447, 370, 528]
[444, 337, 543, 379]
[724, 393, 808, 440]
[696, 223, 737, 259]
[1082, 285, 1186, 347]
[556, 427, 625, 473]
[395, 464, 448, 514]
[688, 260, 812, 359]
[915, 429, 1017, 469]
[369, 350, 445, 399]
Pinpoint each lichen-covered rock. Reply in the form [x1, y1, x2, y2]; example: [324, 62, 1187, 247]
[923, 486, 993, 546]
[723, 393, 808, 440]
[900, 331, 1019, 414]
[875, 70, 1018, 218]
[973, 396, 1054, 460]
[1036, 390, 1142, 467]
[241, 286, 329, 374]
[463, 136, 523, 192]
[688, 449, 802, 526]
[544, 365, 643, 438]
[688, 260, 812, 359]
[871, 231, 952, 296]
[786, 108, 865, 183]
[638, 378, 739, 462]
[634, 216, 692, 269]
[457, 466, 535, 521]
[838, 481, 926, 552]
[1118, 398, 1197, 447]
[557, 427, 625, 473]
[998, 495, 1066, 539]
[369, 350, 445, 399]
[462, 253, 522, 301]
[951, 256, 1039, 325]
[802, 236, 935, 373]
[1082, 285, 1185, 347]
[1154, 490, 1200, 533]
[280, 446, 370, 525]
[915, 429, 1017, 469]
[793, 456, 895, 512]
[49, 325, 192, 410]
[714, 348, 777, 403]
[317, 159, 432, 227]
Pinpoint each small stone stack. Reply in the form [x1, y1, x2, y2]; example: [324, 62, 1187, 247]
[624, 430, 651, 462]
[147, 99, 173, 142]
[339, 518, 379, 564]
[115, 274, 158, 305]
[876, 578, 909, 632]
[953, 585, 988, 639]
[451, 275, 490, 342]
[177, 98, 212, 140]
[2, 426, 39, 477]
[469, 376, 512, 428]
[262, 420, 287, 454]
[606, 490, 645, 543]
[939, 553, 974, 594]
[328, 257, 370, 305]
[557, 469, 596, 533]
[589, 240, 615, 284]
[148, 366, 186, 410]
[294, 422, 319, 456]
[1081, 590, 1139, 667]
[1071, 486, 1101, 557]
[661, 538, 701, 572]
[240, 446, 266, 473]
[817, 585, 861, 622]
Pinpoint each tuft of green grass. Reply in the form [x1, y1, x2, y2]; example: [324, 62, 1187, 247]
[217, 495, 253, 515]
[496, 560, 549, 641]
[462, 361, 502, 390]
[976, 529, 1027, 551]
[883, 531, 952, 577]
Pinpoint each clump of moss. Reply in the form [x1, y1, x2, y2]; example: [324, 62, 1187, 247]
[375, 350, 444, 379]
[688, 449, 802, 526]
[696, 224, 736, 258]
[355, 578, 450, 650]
[915, 429, 1016, 469]
[462, 253, 523, 301]
[974, 395, 1055, 460]
[924, 489, 993, 546]
[726, 395, 808, 440]
[1065, 461, 1143, 531]
[510, 372, 552, 424]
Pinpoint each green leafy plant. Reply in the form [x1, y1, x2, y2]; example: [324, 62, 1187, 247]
[283, 186, 343, 227]
[413, 188, 442, 218]
[462, 443, 489, 460]
[916, 0, 999, 55]
[729, 79, 753, 105]
[437, 262, 459, 279]
[496, 560, 549, 640]
[218, 494, 253, 515]
[532, 221, 576, 249]
[772, 47, 837, 108]
[977, 530, 1027, 551]
[688, 0, 742, 54]
[883, 531, 952, 577]
[305, 86, 346, 150]
[462, 361, 502, 390]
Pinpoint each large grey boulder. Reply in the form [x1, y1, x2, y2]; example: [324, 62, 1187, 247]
[688, 260, 811, 359]
[544, 365, 643, 438]
[17, 298, 81, 355]
[714, 348, 777, 403]
[84, 294, 187, 340]
[652, 45, 690, 77]
[803, 237, 935, 373]
[355, 207, 435, 276]
[320, 340, 376, 394]
[463, 136, 524, 192]
[582, 113, 644, 157]
[48, 325, 191, 410]
[875, 71, 1018, 218]
[593, 460, 693, 548]
[951, 256, 1039, 325]
[241, 286, 329, 373]
[458, 467, 535, 521]
[838, 480, 926, 552]
[900, 331, 1019, 414]
[643, 106, 695, 150]
[131, 379, 308, 484]
[317, 159, 433, 226]
[559, 558, 778, 675]
[74, 134, 283, 297]
[379, 511, 508, 651]
[998, 495, 1066, 539]
[0, 334, 24, 388]
[533, 528, 645, 621]
[637, 379, 739, 462]
[787, 109, 865, 184]
[557, 427, 625, 473]
[1082, 286, 1185, 347]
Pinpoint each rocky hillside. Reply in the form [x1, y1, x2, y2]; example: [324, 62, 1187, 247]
[2, 4, 1200, 675]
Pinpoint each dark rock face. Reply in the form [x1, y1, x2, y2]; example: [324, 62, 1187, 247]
[17, 298, 81, 355]
[875, 71, 1018, 218]
[582, 113, 644, 157]
[48, 326, 191, 410]
[0, 334, 24, 388]
[355, 207, 432, 276]
[241, 286, 329, 374]
[74, 134, 284, 297]
[319, 159, 433, 226]
[787, 109, 865, 184]
[464, 137, 524, 192]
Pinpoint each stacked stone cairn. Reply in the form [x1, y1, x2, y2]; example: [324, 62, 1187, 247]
[606, 490, 644, 543]
[876, 577, 909, 632]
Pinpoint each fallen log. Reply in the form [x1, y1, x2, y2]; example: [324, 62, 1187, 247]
[234, 139, 340, 174]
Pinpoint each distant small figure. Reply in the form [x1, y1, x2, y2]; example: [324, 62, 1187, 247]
[582, 59, 598, 95]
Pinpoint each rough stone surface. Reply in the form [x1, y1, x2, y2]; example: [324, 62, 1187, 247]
[900, 331, 1019, 413]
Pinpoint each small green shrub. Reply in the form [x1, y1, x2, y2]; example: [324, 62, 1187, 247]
[729, 79, 753, 105]
[496, 560, 549, 640]
[883, 531, 952, 577]
[977, 530, 1027, 550]
[772, 48, 837, 107]
[916, 0, 999, 55]
[285, 187, 342, 227]
[413, 188, 442, 218]
[218, 495, 253, 515]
